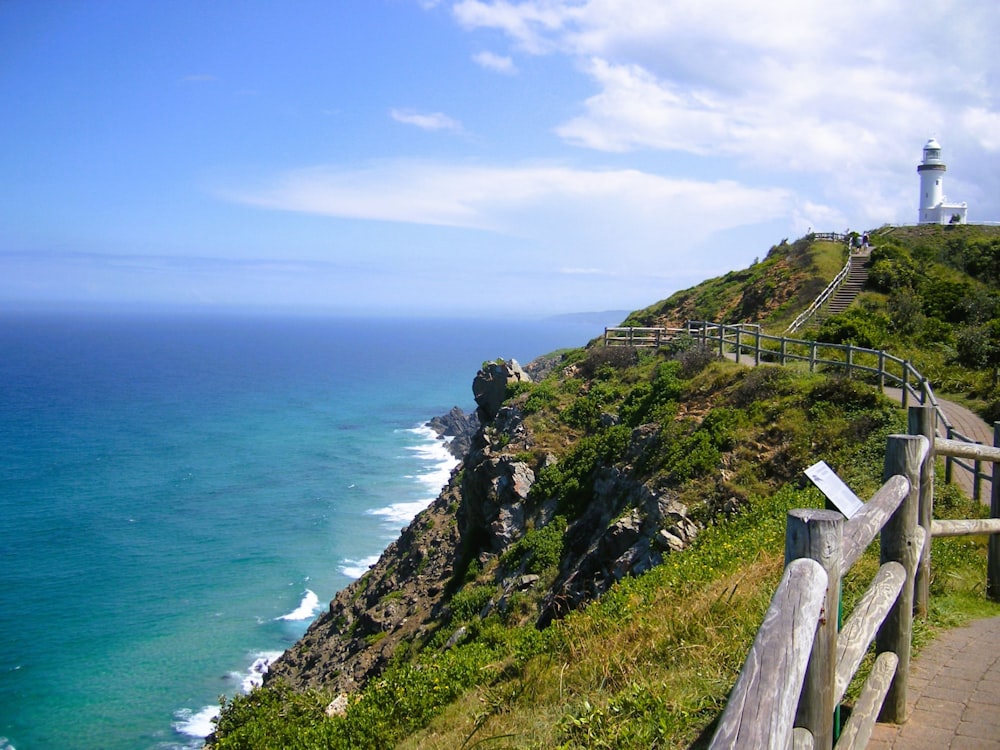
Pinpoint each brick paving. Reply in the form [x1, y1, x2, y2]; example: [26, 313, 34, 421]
[867, 617, 1000, 749]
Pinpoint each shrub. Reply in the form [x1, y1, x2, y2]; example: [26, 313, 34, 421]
[578, 346, 639, 379]
[449, 584, 495, 621]
[504, 516, 567, 575]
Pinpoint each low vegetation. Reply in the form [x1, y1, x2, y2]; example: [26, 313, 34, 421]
[211, 227, 1000, 749]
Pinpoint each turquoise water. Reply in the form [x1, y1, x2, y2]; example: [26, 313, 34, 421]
[0, 313, 606, 750]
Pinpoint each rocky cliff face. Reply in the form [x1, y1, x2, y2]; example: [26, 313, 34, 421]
[266, 355, 700, 696]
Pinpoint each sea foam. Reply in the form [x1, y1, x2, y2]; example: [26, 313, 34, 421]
[173, 650, 282, 744]
[276, 590, 320, 621]
[340, 554, 380, 579]
[366, 425, 458, 528]
[172, 705, 219, 740]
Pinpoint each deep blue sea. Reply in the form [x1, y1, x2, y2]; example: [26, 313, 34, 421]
[0, 312, 614, 750]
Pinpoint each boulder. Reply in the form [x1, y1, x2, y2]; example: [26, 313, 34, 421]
[473, 359, 530, 422]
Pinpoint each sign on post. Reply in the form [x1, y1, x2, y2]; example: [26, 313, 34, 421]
[805, 460, 864, 519]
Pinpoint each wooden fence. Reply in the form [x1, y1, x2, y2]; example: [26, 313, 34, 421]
[604, 321, 996, 501]
[604, 320, 1000, 746]
[711, 406, 1000, 749]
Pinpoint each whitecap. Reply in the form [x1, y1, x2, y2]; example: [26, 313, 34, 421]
[173, 704, 219, 740]
[340, 554, 380, 579]
[365, 425, 459, 529]
[367, 500, 434, 526]
[275, 590, 320, 621]
[240, 651, 282, 693]
[172, 650, 282, 746]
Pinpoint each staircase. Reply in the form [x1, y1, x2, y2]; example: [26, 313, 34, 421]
[821, 251, 870, 318]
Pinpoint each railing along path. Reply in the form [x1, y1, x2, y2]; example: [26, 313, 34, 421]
[604, 321, 995, 499]
[603, 322, 1000, 748]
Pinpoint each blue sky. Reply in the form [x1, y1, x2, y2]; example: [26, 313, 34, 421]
[2, 1, 998, 316]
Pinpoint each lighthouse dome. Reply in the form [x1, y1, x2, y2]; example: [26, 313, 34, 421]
[921, 138, 944, 166]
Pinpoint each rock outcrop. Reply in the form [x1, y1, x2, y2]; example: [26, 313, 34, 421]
[472, 359, 530, 422]
[425, 406, 479, 458]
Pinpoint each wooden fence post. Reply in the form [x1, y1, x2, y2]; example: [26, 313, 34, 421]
[945, 425, 954, 485]
[878, 350, 885, 390]
[876, 434, 924, 724]
[909, 406, 935, 618]
[780, 338, 788, 367]
[989, 422, 1000, 601]
[901, 365, 909, 409]
[810, 342, 817, 373]
[786, 508, 843, 750]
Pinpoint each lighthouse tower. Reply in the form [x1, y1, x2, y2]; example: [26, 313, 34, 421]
[917, 138, 967, 224]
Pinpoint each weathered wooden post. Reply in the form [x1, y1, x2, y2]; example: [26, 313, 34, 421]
[754, 327, 761, 366]
[909, 406, 935, 618]
[786, 508, 843, 749]
[780, 338, 788, 366]
[989, 422, 1000, 601]
[877, 350, 885, 390]
[810, 342, 817, 373]
[876, 434, 926, 724]
[945, 425, 954, 485]
[901, 365, 909, 409]
[735, 326, 742, 365]
[974, 445, 983, 503]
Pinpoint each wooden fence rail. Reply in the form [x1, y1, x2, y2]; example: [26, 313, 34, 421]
[603, 321, 998, 498]
[711, 403, 1000, 749]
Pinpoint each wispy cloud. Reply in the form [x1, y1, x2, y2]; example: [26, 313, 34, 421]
[390, 108, 464, 133]
[217, 159, 807, 277]
[181, 73, 219, 83]
[473, 50, 517, 74]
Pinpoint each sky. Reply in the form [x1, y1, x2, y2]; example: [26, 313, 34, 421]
[1, 0, 999, 317]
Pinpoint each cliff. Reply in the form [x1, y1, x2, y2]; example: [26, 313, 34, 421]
[266, 355, 700, 694]
[214, 226, 1000, 747]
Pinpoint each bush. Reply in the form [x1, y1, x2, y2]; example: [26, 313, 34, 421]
[450, 584, 495, 621]
[578, 346, 639, 379]
[504, 516, 567, 575]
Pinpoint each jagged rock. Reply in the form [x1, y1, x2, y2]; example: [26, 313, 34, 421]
[459, 453, 535, 554]
[473, 359, 530, 422]
[426, 406, 480, 458]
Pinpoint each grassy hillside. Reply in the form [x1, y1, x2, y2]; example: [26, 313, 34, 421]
[211, 229, 1000, 749]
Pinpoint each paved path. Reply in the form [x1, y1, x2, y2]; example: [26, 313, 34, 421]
[884, 387, 996, 501]
[868, 617, 1000, 749]
[867, 391, 998, 746]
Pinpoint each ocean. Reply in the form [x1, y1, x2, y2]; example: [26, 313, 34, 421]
[0, 312, 613, 750]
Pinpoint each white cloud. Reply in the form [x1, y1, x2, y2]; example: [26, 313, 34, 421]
[389, 108, 464, 132]
[473, 50, 517, 74]
[220, 160, 803, 275]
[963, 108, 1000, 152]
[447, 0, 1000, 223]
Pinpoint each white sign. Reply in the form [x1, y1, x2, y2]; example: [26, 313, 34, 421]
[804, 460, 865, 519]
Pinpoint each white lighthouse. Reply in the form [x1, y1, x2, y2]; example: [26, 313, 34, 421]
[917, 138, 967, 224]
